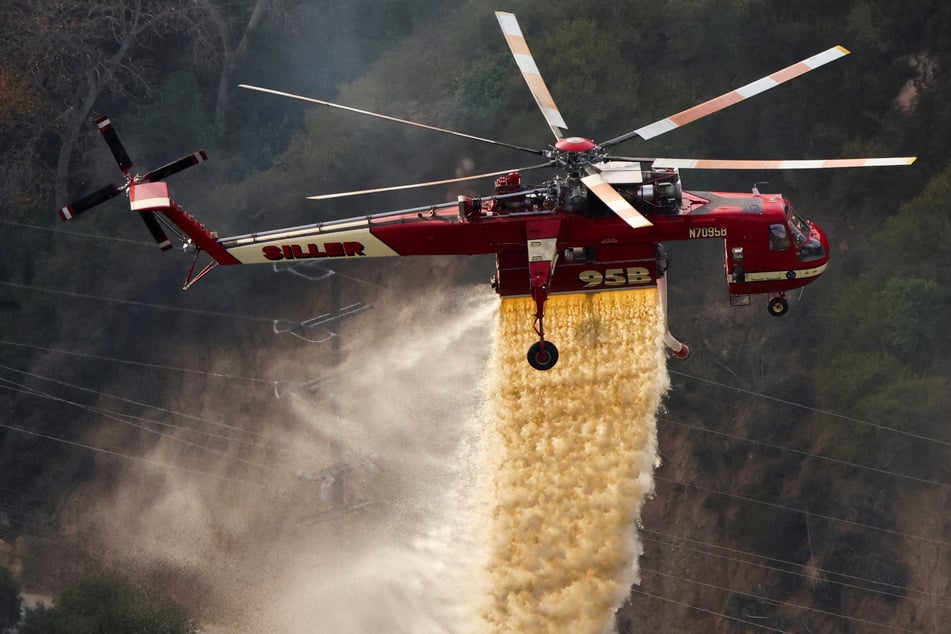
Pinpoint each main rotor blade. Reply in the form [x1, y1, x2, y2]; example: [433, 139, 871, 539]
[307, 163, 553, 201]
[143, 151, 209, 183]
[139, 212, 173, 251]
[602, 45, 850, 147]
[57, 183, 121, 221]
[239, 84, 544, 157]
[95, 116, 134, 174]
[495, 11, 569, 140]
[651, 156, 917, 169]
[581, 168, 652, 230]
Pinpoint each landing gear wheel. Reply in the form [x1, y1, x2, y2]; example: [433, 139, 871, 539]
[527, 341, 559, 371]
[767, 296, 789, 317]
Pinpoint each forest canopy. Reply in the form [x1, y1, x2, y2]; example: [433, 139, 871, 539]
[1, 1, 948, 632]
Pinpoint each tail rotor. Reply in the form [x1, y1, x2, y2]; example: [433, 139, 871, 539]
[56, 115, 208, 251]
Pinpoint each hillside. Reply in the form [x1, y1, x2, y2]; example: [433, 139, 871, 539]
[1, 1, 950, 631]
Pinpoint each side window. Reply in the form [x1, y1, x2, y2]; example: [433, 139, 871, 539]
[769, 224, 790, 251]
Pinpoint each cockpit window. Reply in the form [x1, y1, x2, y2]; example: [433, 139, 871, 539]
[769, 224, 790, 250]
[786, 209, 826, 262]
[788, 213, 810, 246]
[798, 237, 825, 261]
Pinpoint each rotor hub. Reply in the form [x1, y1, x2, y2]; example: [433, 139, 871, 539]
[554, 136, 597, 152]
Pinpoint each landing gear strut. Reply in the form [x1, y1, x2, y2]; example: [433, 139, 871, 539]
[527, 284, 559, 371]
[657, 265, 690, 360]
[524, 218, 562, 370]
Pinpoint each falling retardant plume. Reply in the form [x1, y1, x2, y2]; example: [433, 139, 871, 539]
[479, 289, 669, 634]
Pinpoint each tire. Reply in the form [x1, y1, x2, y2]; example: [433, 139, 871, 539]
[767, 296, 789, 317]
[527, 341, 559, 371]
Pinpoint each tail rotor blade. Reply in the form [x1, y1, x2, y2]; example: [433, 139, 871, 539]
[143, 151, 209, 183]
[57, 184, 121, 221]
[139, 211, 173, 251]
[95, 116, 134, 174]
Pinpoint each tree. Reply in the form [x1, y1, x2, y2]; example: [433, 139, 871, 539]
[0, 566, 21, 632]
[187, 0, 271, 131]
[0, 1, 208, 204]
[19, 578, 194, 634]
[0, 0, 293, 210]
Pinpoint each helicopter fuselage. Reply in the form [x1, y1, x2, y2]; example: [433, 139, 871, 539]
[219, 168, 830, 312]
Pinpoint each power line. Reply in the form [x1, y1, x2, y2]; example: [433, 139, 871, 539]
[655, 475, 951, 549]
[0, 218, 154, 247]
[0, 379, 278, 475]
[638, 369, 951, 632]
[0, 362, 288, 451]
[0, 418, 276, 491]
[0, 339, 282, 384]
[0, 501, 63, 540]
[641, 566, 921, 633]
[641, 529, 951, 610]
[670, 369, 951, 448]
[0, 279, 273, 323]
[629, 587, 787, 633]
[659, 417, 951, 489]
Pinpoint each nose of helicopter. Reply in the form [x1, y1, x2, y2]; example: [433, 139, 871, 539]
[815, 222, 831, 266]
[806, 221, 832, 281]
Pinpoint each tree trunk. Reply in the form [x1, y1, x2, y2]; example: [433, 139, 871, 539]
[213, 0, 270, 132]
[53, 68, 105, 212]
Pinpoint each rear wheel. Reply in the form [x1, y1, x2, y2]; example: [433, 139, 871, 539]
[527, 341, 559, 371]
[767, 296, 789, 317]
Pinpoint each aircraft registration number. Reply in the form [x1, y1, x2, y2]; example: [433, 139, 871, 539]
[578, 267, 651, 288]
[689, 226, 727, 239]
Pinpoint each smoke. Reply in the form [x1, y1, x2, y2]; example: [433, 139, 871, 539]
[56, 283, 498, 633]
[480, 290, 669, 633]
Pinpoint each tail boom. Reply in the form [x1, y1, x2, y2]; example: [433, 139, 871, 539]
[162, 201, 240, 265]
[220, 222, 400, 264]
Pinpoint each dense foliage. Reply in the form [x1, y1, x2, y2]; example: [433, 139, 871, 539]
[0, 566, 21, 631]
[19, 578, 193, 634]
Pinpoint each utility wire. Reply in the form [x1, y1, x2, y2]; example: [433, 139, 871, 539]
[0, 362, 288, 450]
[0, 339, 281, 384]
[641, 566, 921, 633]
[670, 369, 951, 448]
[641, 529, 951, 610]
[630, 587, 787, 633]
[0, 418, 275, 491]
[659, 417, 951, 489]
[0, 280, 273, 323]
[0, 379, 277, 475]
[0, 218, 153, 246]
[655, 475, 951, 549]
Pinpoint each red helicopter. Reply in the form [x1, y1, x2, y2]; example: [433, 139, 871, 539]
[56, 11, 915, 370]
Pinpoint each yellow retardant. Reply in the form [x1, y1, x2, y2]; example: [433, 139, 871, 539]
[481, 289, 669, 633]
